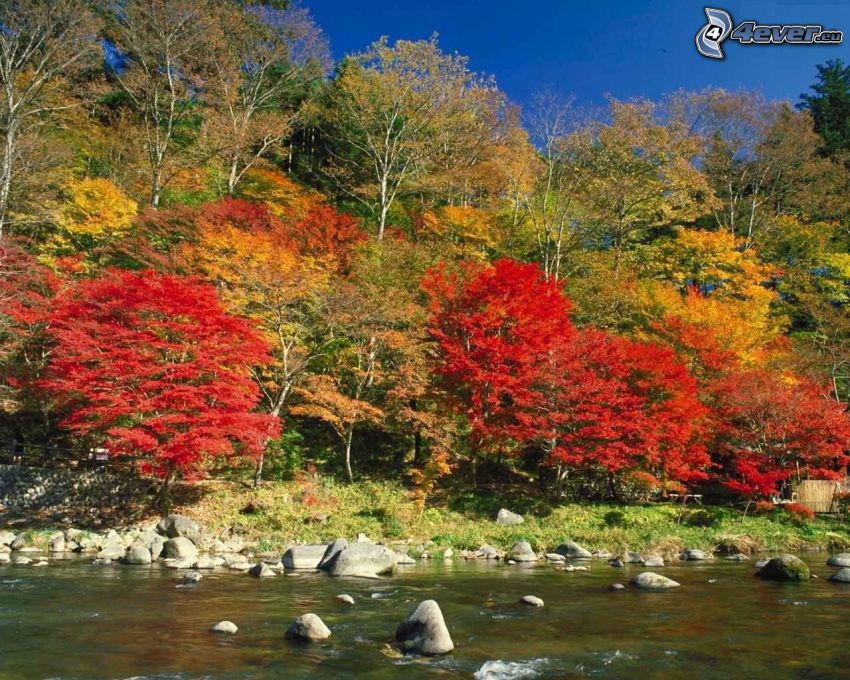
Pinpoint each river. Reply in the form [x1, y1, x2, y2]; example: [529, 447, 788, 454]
[1, 554, 848, 679]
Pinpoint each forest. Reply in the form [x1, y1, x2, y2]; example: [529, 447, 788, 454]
[3, 0, 850, 512]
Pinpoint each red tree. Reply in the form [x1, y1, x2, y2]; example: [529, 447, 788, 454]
[423, 258, 575, 464]
[40, 269, 280, 504]
[290, 204, 366, 266]
[545, 329, 709, 495]
[712, 369, 850, 500]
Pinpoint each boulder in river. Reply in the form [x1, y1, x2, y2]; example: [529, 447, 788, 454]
[149, 535, 165, 560]
[283, 544, 328, 570]
[0, 530, 15, 547]
[48, 533, 65, 553]
[519, 595, 544, 607]
[828, 568, 850, 583]
[495, 508, 524, 526]
[96, 538, 126, 561]
[507, 541, 538, 563]
[683, 548, 712, 561]
[322, 542, 397, 577]
[545, 553, 566, 563]
[123, 542, 152, 565]
[395, 599, 454, 655]
[631, 571, 681, 590]
[286, 613, 331, 642]
[724, 554, 749, 562]
[317, 538, 347, 569]
[179, 571, 203, 586]
[474, 544, 500, 560]
[609, 558, 624, 568]
[643, 555, 664, 568]
[396, 552, 416, 565]
[826, 553, 850, 568]
[335, 594, 355, 605]
[163, 537, 198, 560]
[10, 533, 27, 551]
[554, 541, 592, 559]
[757, 555, 810, 581]
[248, 562, 276, 578]
[211, 621, 238, 634]
[609, 583, 626, 591]
[156, 514, 202, 543]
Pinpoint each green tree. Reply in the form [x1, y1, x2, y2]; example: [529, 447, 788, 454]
[799, 59, 850, 159]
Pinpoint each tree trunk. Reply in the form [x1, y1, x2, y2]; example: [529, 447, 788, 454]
[0, 121, 17, 237]
[253, 453, 265, 488]
[157, 469, 177, 514]
[344, 427, 354, 482]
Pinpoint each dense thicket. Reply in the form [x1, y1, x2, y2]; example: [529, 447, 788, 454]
[2, 0, 850, 505]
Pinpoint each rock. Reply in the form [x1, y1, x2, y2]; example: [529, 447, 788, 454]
[283, 544, 328, 570]
[495, 508, 524, 526]
[395, 600, 454, 656]
[554, 541, 592, 559]
[545, 553, 566, 563]
[123, 543, 152, 565]
[194, 556, 218, 569]
[356, 533, 372, 543]
[828, 567, 850, 583]
[396, 552, 416, 565]
[609, 559, 624, 568]
[0, 552, 10, 564]
[507, 541, 538, 563]
[643, 555, 665, 568]
[163, 537, 198, 560]
[683, 548, 712, 561]
[317, 538, 348, 569]
[48, 533, 65, 553]
[594, 550, 614, 559]
[336, 593, 355, 605]
[33, 560, 48, 567]
[64, 528, 82, 543]
[474, 544, 500, 560]
[754, 559, 769, 568]
[65, 540, 80, 553]
[149, 535, 165, 560]
[724, 554, 749, 562]
[248, 562, 276, 578]
[519, 595, 544, 607]
[156, 514, 202, 543]
[826, 553, 850, 568]
[609, 583, 626, 591]
[13, 556, 31, 565]
[631, 571, 681, 590]
[322, 542, 397, 578]
[10, 533, 27, 551]
[286, 613, 331, 642]
[96, 540, 126, 561]
[442, 548, 453, 559]
[757, 555, 810, 581]
[0, 530, 15, 547]
[211, 621, 238, 634]
[625, 551, 643, 564]
[180, 571, 203, 585]
[165, 557, 196, 569]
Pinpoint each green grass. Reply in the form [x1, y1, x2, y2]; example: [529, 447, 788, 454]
[176, 478, 850, 558]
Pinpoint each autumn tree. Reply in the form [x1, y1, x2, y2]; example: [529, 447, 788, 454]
[206, 2, 329, 195]
[712, 369, 850, 502]
[543, 329, 709, 497]
[177, 197, 330, 485]
[321, 36, 498, 240]
[40, 269, 280, 506]
[0, 0, 101, 235]
[423, 258, 574, 477]
[106, 0, 216, 207]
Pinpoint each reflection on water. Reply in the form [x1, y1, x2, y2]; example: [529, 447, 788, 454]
[1, 554, 850, 679]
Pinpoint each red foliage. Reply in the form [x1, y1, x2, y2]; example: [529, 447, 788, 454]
[290, 204, 366, 266]
[40, 269, 280, 481]
[423, 258, 574, 454]
[754, 500, 777, 515]
[783, 502, 815, 522]
[546, 329, 710, 488]
[712, 369, 850, 499]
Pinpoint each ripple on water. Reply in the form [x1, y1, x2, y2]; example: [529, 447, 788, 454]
[474, 658, 552, 679]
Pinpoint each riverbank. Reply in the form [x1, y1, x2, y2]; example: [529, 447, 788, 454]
[166, 479, 849, 558]
[3, 476, 848, 558]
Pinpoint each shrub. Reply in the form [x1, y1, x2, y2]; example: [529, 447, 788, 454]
[683, 509, 720, 527]
[754, 500, 777, 515]
[603, 510, 627, 528]
[783, 503, 815, 524]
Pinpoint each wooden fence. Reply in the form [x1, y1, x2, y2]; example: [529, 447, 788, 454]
[795, 479, 846, 513]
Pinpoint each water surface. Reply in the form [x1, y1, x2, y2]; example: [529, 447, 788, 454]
[1, 554, 849, 679]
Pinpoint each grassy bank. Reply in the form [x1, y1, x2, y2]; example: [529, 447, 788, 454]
[169, 478, 850, 558]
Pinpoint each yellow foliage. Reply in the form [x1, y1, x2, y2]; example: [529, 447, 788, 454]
[55, 177, 137, 238]
[420, 205, 497, 260]
[238, 169, 322, 224]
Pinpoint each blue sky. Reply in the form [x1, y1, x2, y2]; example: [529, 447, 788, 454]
[308, 0, 850, 109]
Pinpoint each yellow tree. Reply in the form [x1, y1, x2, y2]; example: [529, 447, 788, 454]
[583, 99, 716, 268]
[177, 198, 330, 485]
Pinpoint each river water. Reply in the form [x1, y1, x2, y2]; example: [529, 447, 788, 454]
[1, 554, 848, 679]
